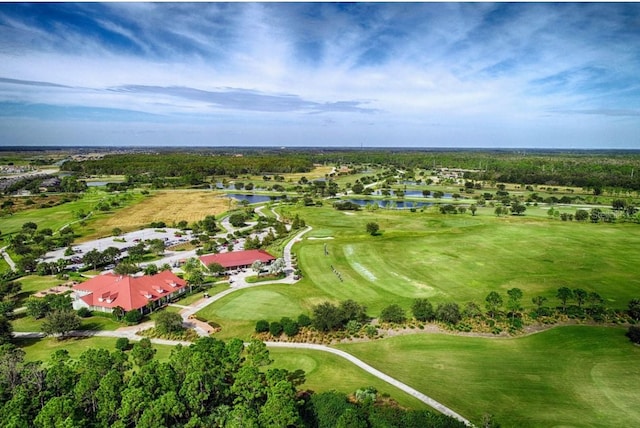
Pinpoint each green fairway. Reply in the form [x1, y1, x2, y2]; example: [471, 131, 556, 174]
[195, 204, 640, 338]
[268, 347, 429, 410]
[291, 205, 640, 312]
[195, 285, 317, 338]
[336, 326, 640, 427]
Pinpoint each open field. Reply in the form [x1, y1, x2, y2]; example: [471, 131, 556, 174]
[268, 347, 430, 410]
[337, 326, 640, 427]
[197, 204, 640, 339]
[81, 190, 234, 239]
[0, 189, 109, 237]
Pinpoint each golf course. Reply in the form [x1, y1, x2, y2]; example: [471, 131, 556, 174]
[201, 204, 640, 329]
[3, 151, 640, 427]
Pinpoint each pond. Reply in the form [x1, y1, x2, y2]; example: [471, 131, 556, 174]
[373, 190, 452, 198]
[346, 199, 434, 209]
[226, 193, 283, 204]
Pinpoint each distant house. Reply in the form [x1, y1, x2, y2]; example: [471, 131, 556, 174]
[39, 177, 61, 192]
[199, 249, 275, 271]
[72, 270, 187, 314]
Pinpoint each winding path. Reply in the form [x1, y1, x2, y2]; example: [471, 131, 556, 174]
[0, 246, 16, 271]
[12, 330, 471, 426]
[11, 203, 471, 425]
[264, 342, 472, 425]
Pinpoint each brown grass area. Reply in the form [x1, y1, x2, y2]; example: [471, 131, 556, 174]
[85, 190, 234, 238]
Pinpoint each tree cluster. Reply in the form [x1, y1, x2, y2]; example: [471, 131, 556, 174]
[0, 336, 469, 428]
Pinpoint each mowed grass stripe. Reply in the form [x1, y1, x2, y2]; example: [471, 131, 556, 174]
[292, 206, 640, 308]
[336, 326, 640, 427]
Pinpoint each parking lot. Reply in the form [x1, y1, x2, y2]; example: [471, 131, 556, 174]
[43, 228, 196, 269]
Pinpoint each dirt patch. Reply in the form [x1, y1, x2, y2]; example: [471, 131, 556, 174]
[32, 283, 75, 298]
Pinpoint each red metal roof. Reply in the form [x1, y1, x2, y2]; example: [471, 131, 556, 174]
[73, 270, 186, 312]
[199, 249, 275, 269]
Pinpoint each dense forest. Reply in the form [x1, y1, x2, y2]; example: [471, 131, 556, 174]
[0, 338, 466, 428]
[307, 150, 640, 191]
[59, 149, 640, 191]
[61, 153, 314, 178]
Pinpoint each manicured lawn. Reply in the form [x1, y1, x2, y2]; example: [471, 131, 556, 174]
[196, 285, 314, 339]
[268, 347, 429, 410]
[16, 336, 175, 363]
[336, 326, 640, 427]
[11, 312, 44, 332]
[11, 312, 122, 332]
[0, 256, 10, 273]
[13, 274, 70, 304]
[197, 205, 640, 338]
[290, 205, 640, 313]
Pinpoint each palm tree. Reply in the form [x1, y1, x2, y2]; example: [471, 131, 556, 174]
[112, 306, 125, 321]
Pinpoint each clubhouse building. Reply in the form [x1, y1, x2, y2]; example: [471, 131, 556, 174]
[199, 249, 275, 271]
[72, 270, 187, 314]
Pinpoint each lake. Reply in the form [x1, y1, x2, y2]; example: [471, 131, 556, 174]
[347, 199, 434, 209]
[227, 193, 282, 204]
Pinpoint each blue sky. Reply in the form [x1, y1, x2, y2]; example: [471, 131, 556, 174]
[1, 2, 639, 148]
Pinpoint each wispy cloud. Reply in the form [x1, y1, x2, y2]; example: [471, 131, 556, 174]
[0, 3, 639, 148]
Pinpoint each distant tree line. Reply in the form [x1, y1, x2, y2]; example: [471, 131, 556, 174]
[61, 153, 314, 179]
[304, 150, 640, 192]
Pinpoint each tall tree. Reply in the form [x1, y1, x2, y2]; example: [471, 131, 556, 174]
[573, 289, 588, 308]
[556, 287, 574, 312]
[42, 310, 81, 339]
[131, 338, 156, 367]
[506, 288, 524, 319]
[485, 291, 503, 318]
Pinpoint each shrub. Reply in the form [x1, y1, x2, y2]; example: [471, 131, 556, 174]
[255, 319, 269, 333]
[628, 298, 640, 321]
[379, 304, 406, 324]
[115, 337, 130, 351]
[626, 326, 640, 344]
[411, 298, 434, 322]
[124, 310, 143, 325]
[297, 314, 312, 327]
[281, 317, 299, 337]
[364, 325, 378, 338]
[269, 321, 283, 337]
[435, 302, 462, 325]
[76, 307, 92, 318]
[155, 311, 184, 334]
[345, 320, 361, 335]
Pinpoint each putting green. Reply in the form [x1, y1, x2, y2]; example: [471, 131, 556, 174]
[198, 288, 305, 321]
